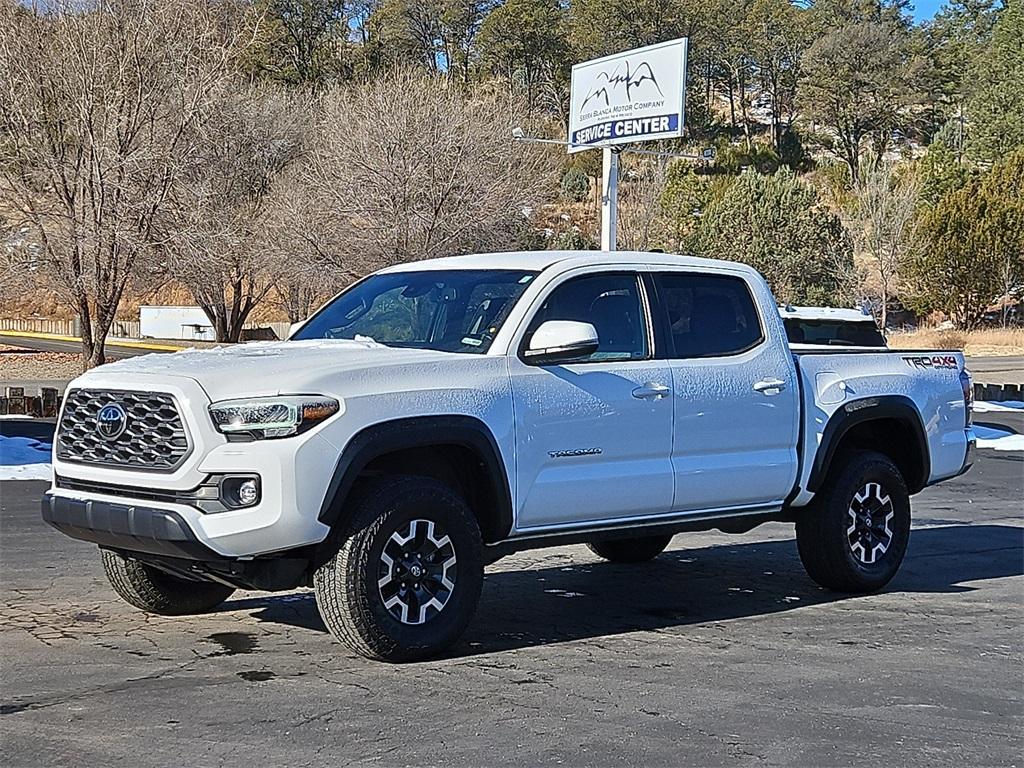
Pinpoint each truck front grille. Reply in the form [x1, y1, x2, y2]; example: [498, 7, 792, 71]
[56, 389, 191, 471]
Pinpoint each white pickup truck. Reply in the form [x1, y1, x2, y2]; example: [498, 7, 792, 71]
[43, 251, 976, 661]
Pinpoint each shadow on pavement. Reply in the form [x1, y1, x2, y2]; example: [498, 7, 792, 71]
[222, 523, 1023, 656]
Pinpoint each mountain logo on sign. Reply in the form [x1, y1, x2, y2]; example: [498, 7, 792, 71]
[579, 60, 664, 113]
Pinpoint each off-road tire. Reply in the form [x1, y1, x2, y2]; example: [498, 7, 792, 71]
[796, 450, 911, 593]
[101, 550, 235, 615]
[587, 534, 673, 563]
[314, 476, 484, 663]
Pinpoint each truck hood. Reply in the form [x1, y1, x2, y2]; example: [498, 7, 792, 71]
[84, 340, 458, 402]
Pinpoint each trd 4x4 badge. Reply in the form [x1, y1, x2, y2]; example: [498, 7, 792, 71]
[902, 355, 959, 370]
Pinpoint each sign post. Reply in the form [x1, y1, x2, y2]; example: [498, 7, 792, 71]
[600, 147, 618, 251]
[568, 38, 688, 251]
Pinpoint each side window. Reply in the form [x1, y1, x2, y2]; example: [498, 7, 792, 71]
[654, 272, 763, 358]
[523, 273, 648, 362]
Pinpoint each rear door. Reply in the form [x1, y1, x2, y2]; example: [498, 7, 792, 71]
[509, 270, 675, 530]
[650, 270, 799, 511]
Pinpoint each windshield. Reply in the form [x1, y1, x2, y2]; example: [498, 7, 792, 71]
[293, 269, 538, 353]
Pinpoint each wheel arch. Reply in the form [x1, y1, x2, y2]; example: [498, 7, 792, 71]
[317, 415, 513, 544]
[807, 395, 930, 495]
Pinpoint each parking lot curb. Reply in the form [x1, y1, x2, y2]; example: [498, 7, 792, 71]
[0, 329, 185, 352]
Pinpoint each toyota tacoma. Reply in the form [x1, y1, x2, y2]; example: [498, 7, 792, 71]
[43, 251, 976, 661]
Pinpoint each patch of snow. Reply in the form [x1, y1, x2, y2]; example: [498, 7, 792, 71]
[979, 434, 1024, 451]
[0, 463, 52, 480]
[977, 434, 1024, 451]
[544, 589, 586, 598]
[973, 424, 1024, 452]
[973, 400, 1024, 413]
[0, 435, 52, 465]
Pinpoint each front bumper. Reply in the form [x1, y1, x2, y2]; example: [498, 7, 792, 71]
[42, 492, 217, 560]
[41, 492, 314, 591]
[47, 426, 340, 557]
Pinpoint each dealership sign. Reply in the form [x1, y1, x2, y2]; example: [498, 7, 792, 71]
[567, 38, 688, 153]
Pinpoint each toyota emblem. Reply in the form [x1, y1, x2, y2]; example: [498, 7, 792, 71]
[96, 403, 128, 441]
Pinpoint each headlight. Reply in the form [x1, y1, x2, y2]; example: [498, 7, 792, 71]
[209, 396, 340, 439]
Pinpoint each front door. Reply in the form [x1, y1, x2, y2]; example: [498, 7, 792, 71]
[510, 272, 675, 530]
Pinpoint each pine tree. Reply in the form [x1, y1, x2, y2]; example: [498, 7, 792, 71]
[907, 149, 1024, 328]
[689, 169, 854, 305]
[966, 2, 1024, 164]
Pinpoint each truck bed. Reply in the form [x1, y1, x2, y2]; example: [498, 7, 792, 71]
[790, 348, 970, 507]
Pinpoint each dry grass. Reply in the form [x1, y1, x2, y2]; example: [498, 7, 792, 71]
[887, 327, 1024, 356]
[0, 345, 83, 382]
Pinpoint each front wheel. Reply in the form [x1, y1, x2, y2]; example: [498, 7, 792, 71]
[314, 477, 483, 662]
[796, 450, 911, 593]
[102, 550, 235, 615]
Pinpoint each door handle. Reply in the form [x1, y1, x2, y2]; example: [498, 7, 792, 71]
[632, 382, 671, 400]
[753, 378, 787, 394]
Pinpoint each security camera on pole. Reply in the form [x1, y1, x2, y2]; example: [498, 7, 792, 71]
[567, 39, 689, 251]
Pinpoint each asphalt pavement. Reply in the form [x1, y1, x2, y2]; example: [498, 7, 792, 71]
[1, 444, 1021, 767]
[0, 335, 176, 359]
[968, 356, 1024, 384]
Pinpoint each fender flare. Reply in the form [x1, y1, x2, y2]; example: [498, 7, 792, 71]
[317, 415, 513, 543]
[807, 395, 930, 494]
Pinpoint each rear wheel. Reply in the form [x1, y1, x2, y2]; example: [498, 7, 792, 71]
[587, 534, 673, 563]
[314, 477, 483, 662]
[101, 550, 235, 615]
[796, 450, 910, 593]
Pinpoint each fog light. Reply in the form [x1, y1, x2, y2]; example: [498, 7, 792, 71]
[220, 475, 261, 509]
[238, 479, 259, 506]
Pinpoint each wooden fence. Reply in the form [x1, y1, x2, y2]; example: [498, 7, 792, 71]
[0, 318, 141, 338]
[0, 317, 292, 341]
[0, 317, 75, 335]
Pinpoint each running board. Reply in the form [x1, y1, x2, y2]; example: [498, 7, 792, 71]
[484, 506, 787, 562]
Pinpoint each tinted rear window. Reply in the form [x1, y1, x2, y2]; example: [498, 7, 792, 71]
[654, 273, 764, 358]
[783, 318, 886, 347]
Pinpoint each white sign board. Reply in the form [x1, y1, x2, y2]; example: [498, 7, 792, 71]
[568, 38, 688, 153]
[140, 306, 213, 340]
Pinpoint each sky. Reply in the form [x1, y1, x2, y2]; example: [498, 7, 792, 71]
[910, 1, 946, 21]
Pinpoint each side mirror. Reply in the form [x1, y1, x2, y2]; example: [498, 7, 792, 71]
[523, 320, 599, 364]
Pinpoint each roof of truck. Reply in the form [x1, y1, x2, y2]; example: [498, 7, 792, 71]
[779, 305, 875, 323]
[379, 250, 753, 275]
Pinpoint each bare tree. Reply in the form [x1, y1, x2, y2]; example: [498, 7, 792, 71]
[300, 70, 554, 273]
[260, 167, 351, 324]
[168, 84, 307, 342]
[0, 212, 40, 312]
[617, 158, 668, 252]
[847, 158, 920, 328]
[0, 0, 254, 367]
